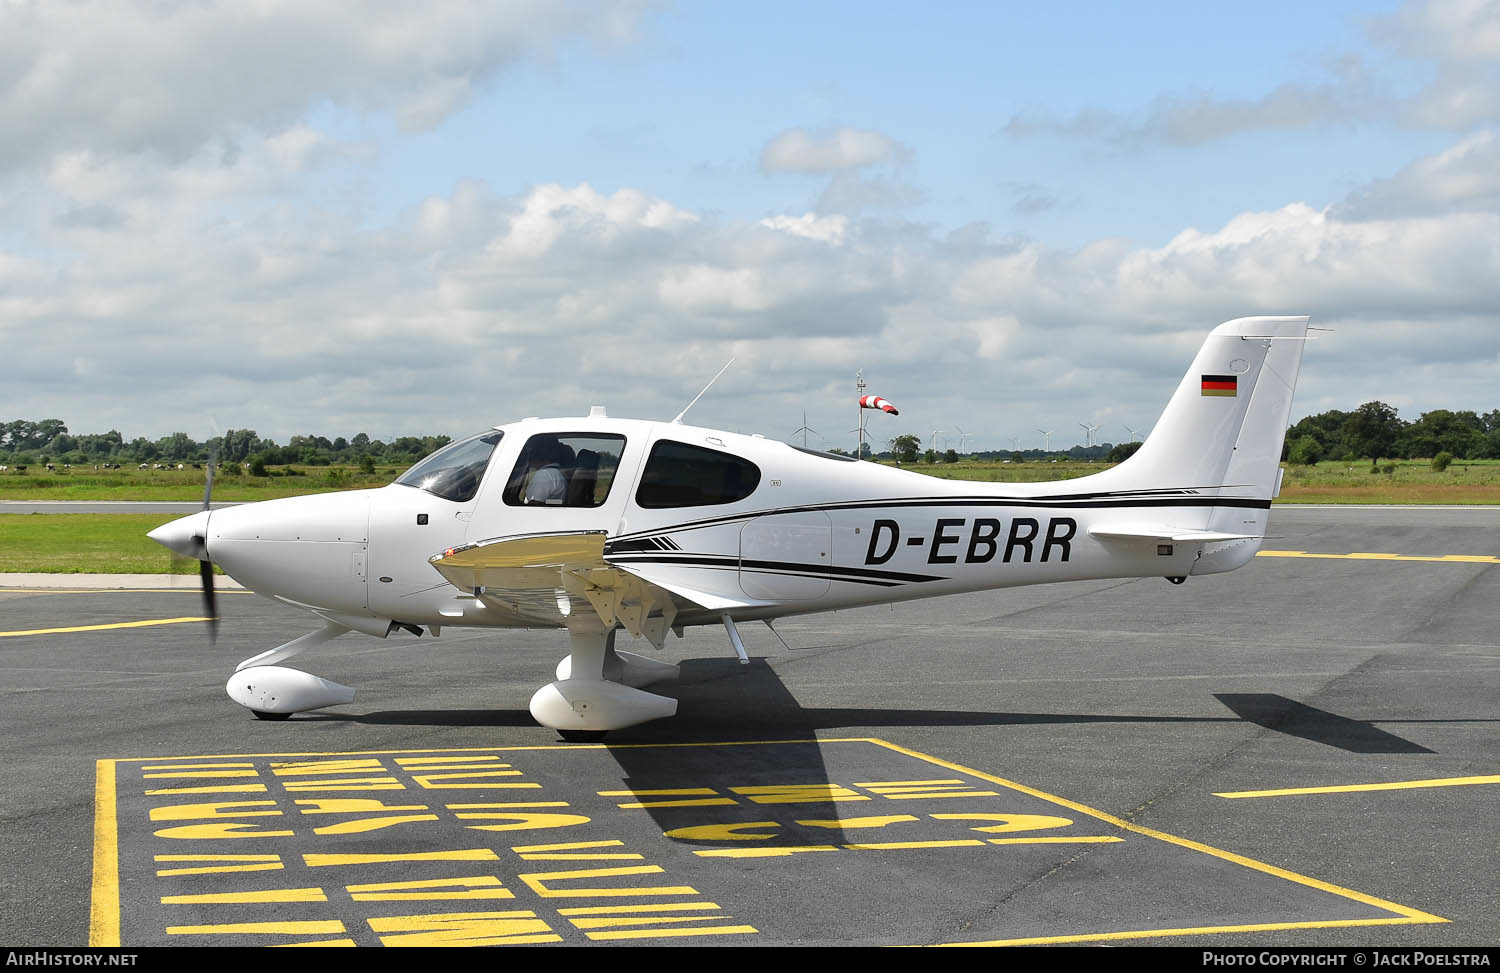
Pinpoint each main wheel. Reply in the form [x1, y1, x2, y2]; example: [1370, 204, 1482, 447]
[557, 729, 607, 743]
[252, 710, 292, 721]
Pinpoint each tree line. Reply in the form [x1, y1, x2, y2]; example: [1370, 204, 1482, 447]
[0, 420, 451, 470]
[1284, 402, 1500, 464]
[4, 400, 1497, 471]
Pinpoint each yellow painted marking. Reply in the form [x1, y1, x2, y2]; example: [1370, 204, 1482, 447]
[729, 783, 868, 804]
[295, 798, 430, 814]
[144, 766, 258, 779]
[519, 865, 696, 898]
[0, 617, 211, 638]
[457, 811, 592, 832]
[570, 914, 731, 929]
[367, 911, 559, 947]
[314, 814, 440, 835]
[167, 921, 346, 936]
[585, 925, 757, 941]
[146, 784, 268, 795]
[157, 862, 286, 877]
[150, 801, 281, 821]
[155, 823, 296, 840]
[304, 849, 500, 867]
[665, 821, 781, 841]
[1216, 774, 1500, 799]
[519, 852, 644, 861]
[1257, 550, 1500, 564]
[865, 738, 1448, 930]
[599, 787, 736, 809]
[930, 813, 1074, 834]
[395, 755, 510, 764]
[273, 939, 356, 947]
[558, 902, 724, 915]
[280, 777, 403, 791]
[273, 758, 387, 776]
[449, 801, 571, 810]
[155, 854, 284, 876]
[857, 779, 1000, 799]
[412, 771, 528, 788]
[693, 846, 839, 858]
[798, 815, 918, 829]
[89, 760, 119, 948]
[987, 836, 1124, 846]
[162, 887, 327, 905]
[843, 839, 985, 851]
[932, 917, 1438, 947]
[346, 877, 514, 901]
[511, 840, 626, 853]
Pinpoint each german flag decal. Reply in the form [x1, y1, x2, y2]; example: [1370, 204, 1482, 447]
[1201, 374, 1237, 397]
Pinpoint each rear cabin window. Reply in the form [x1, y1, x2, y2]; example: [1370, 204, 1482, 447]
[502, 433, 626, 507]
[635, 440, 761, 509]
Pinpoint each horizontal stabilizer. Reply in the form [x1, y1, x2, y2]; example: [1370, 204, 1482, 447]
[1089, 525, 1262, 544]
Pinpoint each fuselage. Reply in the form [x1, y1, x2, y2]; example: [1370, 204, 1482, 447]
[174, 414, 1270, 632]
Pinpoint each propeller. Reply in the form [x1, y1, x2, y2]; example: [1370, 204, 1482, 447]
[197, 449, 218, 642]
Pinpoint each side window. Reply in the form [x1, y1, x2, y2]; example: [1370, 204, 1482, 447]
[635, 440, 761, 509]
[502, 433, 626, 507]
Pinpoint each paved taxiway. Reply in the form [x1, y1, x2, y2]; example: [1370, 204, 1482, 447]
[1, 505, 1496, 946]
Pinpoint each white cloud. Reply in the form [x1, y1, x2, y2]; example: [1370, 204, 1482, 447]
[0, 0, 647, 172]
[1335, 128, 1500, 218]
[4, 129, 1500, 449]
[760, 127, 907, 172]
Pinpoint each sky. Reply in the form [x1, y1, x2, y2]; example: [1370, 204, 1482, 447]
[2, 0, 1498, 453]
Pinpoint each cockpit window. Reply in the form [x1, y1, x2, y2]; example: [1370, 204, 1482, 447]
[635, 439, 761, 508]
[502, 433, 627, 507]
[395, 431, 502, 503]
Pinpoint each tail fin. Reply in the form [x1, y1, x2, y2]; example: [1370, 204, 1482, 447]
[1092, 316, 1310, 574]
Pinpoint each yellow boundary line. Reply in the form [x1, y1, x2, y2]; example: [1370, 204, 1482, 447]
[89, 760, 120, 947]
[90, 737, 1448, 947]
[0, 617, 212, 638]
[1217, 774, 1500, 799]
[863, 739, 1446, 945]
[1257, 550, 1500, 563]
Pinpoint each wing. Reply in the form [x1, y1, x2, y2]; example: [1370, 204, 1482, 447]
[428, 530, 764, 646]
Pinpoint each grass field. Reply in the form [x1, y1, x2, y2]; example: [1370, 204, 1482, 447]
[1, 458, 1494, 574]
[0, 514, 203, 574]
[0, 465, 396, 501]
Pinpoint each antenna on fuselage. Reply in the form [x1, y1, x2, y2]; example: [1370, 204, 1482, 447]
[672, 356, 736, 424]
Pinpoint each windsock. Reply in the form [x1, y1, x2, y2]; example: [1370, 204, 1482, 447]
[859, 395, 899, 415]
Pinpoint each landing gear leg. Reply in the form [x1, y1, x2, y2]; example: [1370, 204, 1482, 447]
[530, 619, 677, 735]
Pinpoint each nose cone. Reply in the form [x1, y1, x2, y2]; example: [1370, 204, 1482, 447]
[148, 509, 212, 560]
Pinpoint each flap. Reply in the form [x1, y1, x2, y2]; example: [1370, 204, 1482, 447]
[429, 530, 741, 645]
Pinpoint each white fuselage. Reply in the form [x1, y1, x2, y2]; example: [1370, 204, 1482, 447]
[200, 416, 1267, 632]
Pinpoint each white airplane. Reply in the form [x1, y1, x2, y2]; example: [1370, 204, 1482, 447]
[149, 316, 1309, 740]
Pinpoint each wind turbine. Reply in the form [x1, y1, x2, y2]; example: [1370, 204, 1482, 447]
[1079, 422, 1101, 447]
[1123, 424, 1147, 443]
[927, 426, 944, 451]
[1037, 428, 1053, 452]
[791, 411, 820, 448]
[1008, 435, 1020, 452]
[953, 425, 970, 453]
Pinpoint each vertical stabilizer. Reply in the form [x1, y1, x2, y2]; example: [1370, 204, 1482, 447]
[1101, 316, 1309, 495]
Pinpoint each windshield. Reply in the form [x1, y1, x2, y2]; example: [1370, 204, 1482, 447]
[395, 431, 503, 502]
